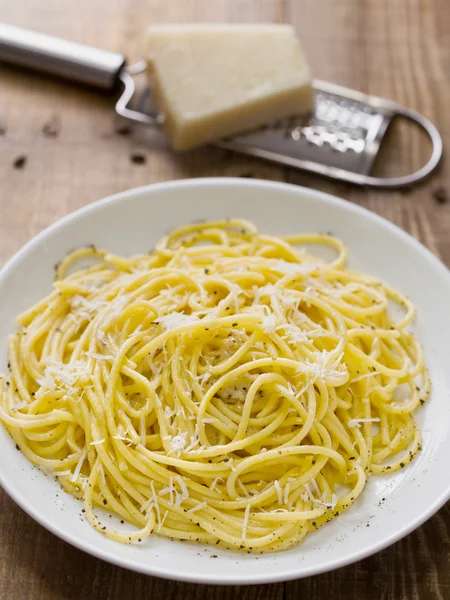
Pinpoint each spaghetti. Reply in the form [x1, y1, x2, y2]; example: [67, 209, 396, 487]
[0, 219, 429, 552]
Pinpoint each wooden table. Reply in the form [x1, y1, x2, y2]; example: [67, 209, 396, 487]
[1, 1, 449, 598]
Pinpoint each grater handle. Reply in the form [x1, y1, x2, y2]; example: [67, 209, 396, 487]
[0, 23, 126, 91]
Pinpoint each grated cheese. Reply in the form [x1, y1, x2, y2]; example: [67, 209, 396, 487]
[13, 400, 28, 410]
[274, 480, 283, 505]
[170, 430, 188, 454]
[348, 417, 380, 428]
[261, 313, 277, 333]
[242, 504, 251, 541]
[155, 312, 199, 331]
[158, 510, 169, 533]
[85, 351, 113, 360]
[150, 480, 161, 528]
[70, 446, 87, 482]
[187, 501, 207, 513]
[174, 476, 189, 507]
[328, 493, 337, 510]
[140, 498, 153, 513]
[273, 259, 316, 276]
[164, 406, 176, 419]
[237, 477, 250, 498]
[38, 360, 90, 393]
[210, 477, 223, 492]
[89, 439, 105, 446]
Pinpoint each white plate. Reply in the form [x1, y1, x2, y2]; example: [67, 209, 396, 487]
[1, 178, 450, 585]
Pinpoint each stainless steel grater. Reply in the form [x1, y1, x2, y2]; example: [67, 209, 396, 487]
[0, 24, 443, 188]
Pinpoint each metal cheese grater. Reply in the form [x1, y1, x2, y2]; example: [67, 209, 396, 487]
[0, 24, 443, 188]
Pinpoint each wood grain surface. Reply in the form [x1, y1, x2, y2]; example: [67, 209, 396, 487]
[1, 0, 449, 598]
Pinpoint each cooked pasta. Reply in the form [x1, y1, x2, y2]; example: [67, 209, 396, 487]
[0, 219, 429, 552]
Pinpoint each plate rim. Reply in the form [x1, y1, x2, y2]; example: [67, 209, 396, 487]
[1, 177, 450, 585]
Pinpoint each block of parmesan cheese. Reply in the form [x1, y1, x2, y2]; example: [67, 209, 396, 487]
[146, 24, 313, 150]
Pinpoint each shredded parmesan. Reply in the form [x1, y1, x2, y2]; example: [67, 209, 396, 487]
[155, 312, 199, 331]
[210, 477, 223, 492]
[348, 417, 380, 428]
[70, 446, 87, 482]
[38, 360, 90, 393]
[261, 313, 277, 333]
[150, 480, 161, 527]
[242, 504, 251, 541]
[273, 259, 316, 276]
[158, 510, 169, 532]
[170, 430, 188, 454]
[85, 351, 113, 360]
[274, 480, 283, 505]
[187, 501, 207, 513]
[237, 478, 250, 498]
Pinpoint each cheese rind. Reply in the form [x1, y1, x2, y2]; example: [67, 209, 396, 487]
[146, 24, 314, 150]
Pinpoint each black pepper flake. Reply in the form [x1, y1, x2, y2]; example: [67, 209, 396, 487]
[115, 123, 132, 136]
[42, 115, 61, 138]
[433, 186, 449, 205]
[13, 155, 27, 169]
[82, 509, 85, 513]
[232, 323, 238, 327]
[103, 499, 107, 505]
[102, 526, 106, 531]
[400, 462, 405, 468]
[138, 538, 142, 542]
[130, 152, 147, 165]
[15, 444, 20, 450]
[210, 555, 218, 558]
[204, 269, 210, 274]
[120, 520, 124, 524]
[6, 382, 10, 386]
